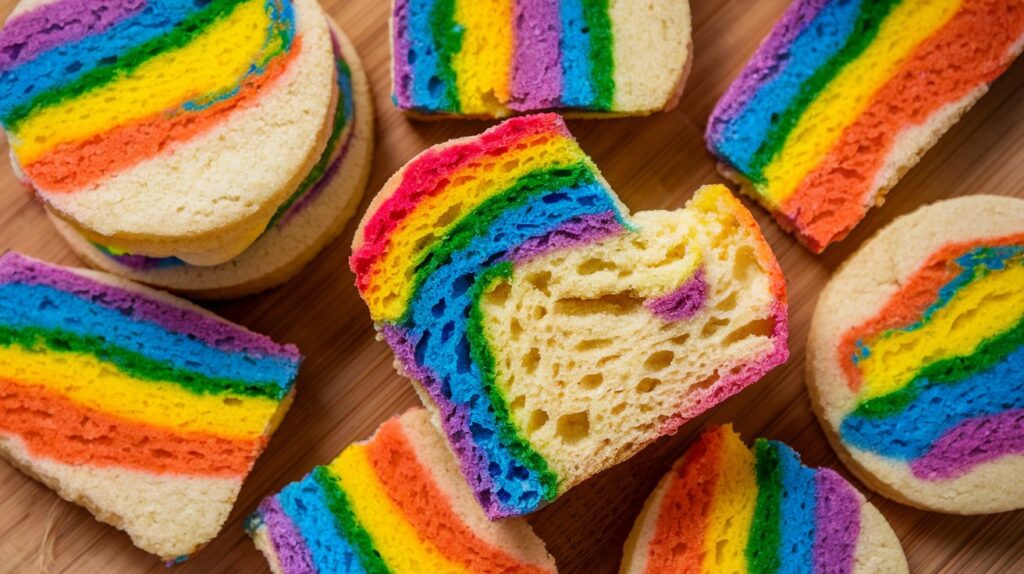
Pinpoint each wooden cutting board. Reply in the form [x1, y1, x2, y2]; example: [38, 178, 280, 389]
[1, 1, 1022, 572]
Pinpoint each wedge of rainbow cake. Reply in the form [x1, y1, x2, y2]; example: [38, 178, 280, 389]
[0, 252, 301, 562]
[245, 408, 557, 574]
[350, 114, 788, 518]
[836, 237, 1024, 487]
[390, 0, 691, 116]
[707, 0, 1024, 252]
[620, 426, 907, 574]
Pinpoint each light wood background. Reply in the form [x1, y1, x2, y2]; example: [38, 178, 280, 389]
[1, 1, 1023, 572]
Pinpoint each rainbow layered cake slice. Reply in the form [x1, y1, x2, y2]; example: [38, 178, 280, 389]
[0, 0, 338, 265]
[47, 22, 375, 299]
[0, 252, 301, 561]
[350, 113, 789, 518]
[706, 0, 1024, 252]
[245, 408, 557, 574]
[620, 426, 907, 574]
[809, 195, 1024, 514]
[391, 0, 692, 117]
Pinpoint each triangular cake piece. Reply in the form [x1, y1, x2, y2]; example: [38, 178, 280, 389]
[246, 408, 557, 574]
[0, 252, 301, 562]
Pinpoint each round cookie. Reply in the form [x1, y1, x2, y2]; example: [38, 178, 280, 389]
[50, 22, 374, 300]
[620, 425, 907, 574]
[0, 0, 337, 264]
[807, 195, 1024, 514]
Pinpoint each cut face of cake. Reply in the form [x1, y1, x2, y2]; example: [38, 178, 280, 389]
[350, 114, 788, 518]
[0, 0, 337, 263]
[48, 22, 375, 300]
[391, 0, 692, 117]
[0, 252, 301, 561]
[620, 426, 907, 574]
[809, 195, 1024, 514]
[245, 408, 557, 574]
[706, 0, 1024, 252]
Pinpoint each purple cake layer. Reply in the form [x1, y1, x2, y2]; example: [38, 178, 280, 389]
[910, 409, 1024, 480]
[255, 497, 316, 573]
[510, 211, 623, 263]
[646, 268, 708, 322]
[813, 469, 861, 574]
[0, 0, 145, 72]
[283, 124, 354, 222]
[509, 0, 563, 111]
[391, 0, 413, 110]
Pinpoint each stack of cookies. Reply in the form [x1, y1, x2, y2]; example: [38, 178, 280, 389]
[0, 0, 374, 298]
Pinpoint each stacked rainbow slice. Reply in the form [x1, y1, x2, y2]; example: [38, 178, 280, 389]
[51, 23, 374, 299]
[90, 31, 357, 273]
[0, 0, 340, 268]
[0, 252, 301, 562]
[621, 426, 906, 574]
[351, 113, 788, 518]
[245, 408, 557, 574]
[707, 0, 1024, 252]
[837, 237, 1024, 483]
[0, 0, 299, 194]
[391, 0, 691, 116]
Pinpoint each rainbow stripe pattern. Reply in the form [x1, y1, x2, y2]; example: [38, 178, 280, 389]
[245, 408, 557, 574]
[350, 113, 788, 518]
[91, 31, 358, 272]
[393, 0, 620, 116]
[837, 235, 1024, 480]
[707, 0, 1024, 252]
[0, 0, 300, 193]
[0, 252, 301, 558]
[351, 114, 628, 517]
[623, 426, 865, 574]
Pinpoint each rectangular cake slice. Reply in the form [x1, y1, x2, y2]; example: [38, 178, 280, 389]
[0, 252, 301, 562]
[706, 0, 1024, 252]
[245, 408, 557, 574]
[390, 0, 692, 117]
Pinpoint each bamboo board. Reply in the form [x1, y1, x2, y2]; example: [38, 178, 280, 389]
[1, 1, 1023, 572]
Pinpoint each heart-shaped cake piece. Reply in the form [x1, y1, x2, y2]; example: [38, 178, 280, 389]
[350, 114, 788, 518]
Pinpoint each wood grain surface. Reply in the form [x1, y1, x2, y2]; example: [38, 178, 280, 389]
[1, 1, 1023, 572]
